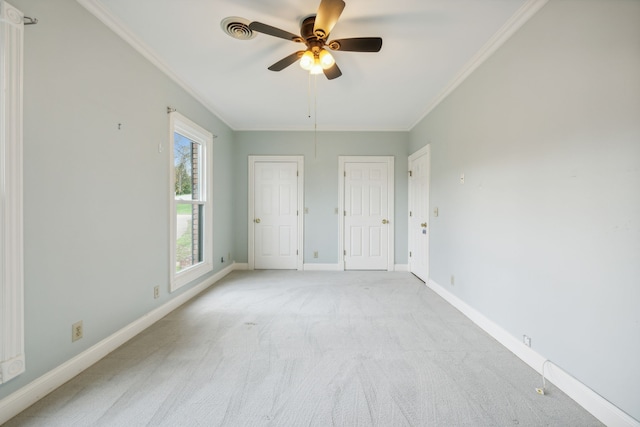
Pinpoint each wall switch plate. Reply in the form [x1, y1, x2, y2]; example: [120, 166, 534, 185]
[450, 275, 455, 285]
[313, 251, 318, 258]
[154, 286, 160, 299]
[305, 207, 309, 214]
[72, 321, 83, 342]
[434, 207, 439, 217]
[460, 173, 465, 184]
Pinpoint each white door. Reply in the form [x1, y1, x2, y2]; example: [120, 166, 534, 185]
[342, 158, 393, 270]
[252, 161, 299, 269]
[408, 146, 430, 281]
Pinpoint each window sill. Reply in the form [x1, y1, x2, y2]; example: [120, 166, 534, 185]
[171, 261, 214, 292]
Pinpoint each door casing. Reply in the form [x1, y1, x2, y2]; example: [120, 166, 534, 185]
[248, 155, 304, 270]
[408, 145, 430, 282]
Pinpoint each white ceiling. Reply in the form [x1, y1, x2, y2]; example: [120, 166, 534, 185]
[80, 0, 543, 131]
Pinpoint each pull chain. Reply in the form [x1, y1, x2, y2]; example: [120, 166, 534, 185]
[307, 73, 319, 159]
[314, 74, 318, 159]
[308, 73, 312, 119]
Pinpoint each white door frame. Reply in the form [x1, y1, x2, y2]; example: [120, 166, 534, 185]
[408, 145, 430, 282]
[338, 156, 394, 271]
[248, 155, 304, 270]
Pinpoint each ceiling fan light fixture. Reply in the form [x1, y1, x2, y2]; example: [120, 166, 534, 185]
[245, 0, 381, 80]
[319, 49, 335, 69]
[310, 61, 324, 75]
[299, 50, 315, 70]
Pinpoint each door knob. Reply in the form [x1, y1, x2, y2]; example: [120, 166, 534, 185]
[255, 218, 261, 223]
[382, 219, 389, 224]
[421, 222, 427, 228]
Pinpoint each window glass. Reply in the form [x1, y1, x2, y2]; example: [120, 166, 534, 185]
[174, 133, 203, 272]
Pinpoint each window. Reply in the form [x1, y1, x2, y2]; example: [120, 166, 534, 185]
[169, 112, 213, 291]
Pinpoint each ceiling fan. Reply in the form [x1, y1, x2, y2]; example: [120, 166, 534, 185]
[248, 0, 383, 80]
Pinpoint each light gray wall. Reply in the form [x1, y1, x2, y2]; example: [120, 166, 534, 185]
[233, 131, 410, 265]
[0, 0, 235, 399]
[410, 0, 640, 420]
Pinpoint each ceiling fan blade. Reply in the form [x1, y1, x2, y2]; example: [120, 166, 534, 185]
[268, 51, 305, 71]
[328, 37, 383, 52]
[314, 0, 345, 38]
[323, 62, 342, 80]
[249, 22, 301, 42]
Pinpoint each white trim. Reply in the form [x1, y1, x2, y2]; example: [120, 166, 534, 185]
[0, 1, 25, 385]
[338, 156, 395, 271]
[75, 0, 234, 130]
[248, 156, 304, 271]
[248, 158, 255, 269]
[0, 263, 239, 425]
[409, 0, 549, 129]
[232, 262, 250, 271]
[169, 112, 214, 292]
[426, 279, 639, 427]
[303, 263, 342, 271]
[407, 145, 431, 282]
[76, 0, 547, 134]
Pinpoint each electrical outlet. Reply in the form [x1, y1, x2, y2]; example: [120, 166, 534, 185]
[154, 285, 160, 299]
[313, 251, 318, 258]
[450, 275, 455, 285]
[523, 335, 531, 347]
[72, 321, 83, 342]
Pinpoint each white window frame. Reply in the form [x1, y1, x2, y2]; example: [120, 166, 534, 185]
[169, 112, 213, 292]
[0, 1, 25, 384]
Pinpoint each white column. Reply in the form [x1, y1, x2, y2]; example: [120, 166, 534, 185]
[0, 1, 25, 384]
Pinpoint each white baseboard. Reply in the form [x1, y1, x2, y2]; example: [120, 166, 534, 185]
[302, 264, 407, 272]
[0, 263, 238, 425]
[426, 279, 639, 427]
[4, 269, 635, 426]
[232, 262, 249, 270]
[303, 263, 341, 271]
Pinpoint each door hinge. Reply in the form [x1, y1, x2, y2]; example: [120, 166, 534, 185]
[296, 250, 298, 255]
[297, 171, 299, 177]
[344, 250, 346, 256]
[409, 251, 412, 257]
[344, 210, 346, 216]
[409, 211, 412, 217]
[344, 171, 346, 177]
[297, 210, 299, 216]
[409, 170, 412, 177]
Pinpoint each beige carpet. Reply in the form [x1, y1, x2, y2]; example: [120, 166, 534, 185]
[6, 271, 602, 426]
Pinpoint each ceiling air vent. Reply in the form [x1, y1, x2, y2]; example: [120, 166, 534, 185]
[221, 17, 256, 40]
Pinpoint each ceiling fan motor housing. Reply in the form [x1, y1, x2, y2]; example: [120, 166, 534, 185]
[301, 16, 324, 44]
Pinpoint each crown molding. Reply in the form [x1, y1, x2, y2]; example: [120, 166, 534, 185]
[409, 0, 549, 130]
[76, 0, 234, 130]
